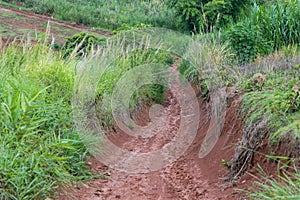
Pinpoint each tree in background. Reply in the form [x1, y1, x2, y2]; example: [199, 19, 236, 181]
[203, 0, 232, 30]
[166, 0, 209, 32]
[167, 0, 251, 33]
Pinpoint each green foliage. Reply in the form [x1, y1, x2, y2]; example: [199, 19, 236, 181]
[250, 166, 300, 199]
[129, 49, 174, 106]
[226, 0, 300, 63]
[225, 21, 273, 63]
[95, 47, 174, 128]
[62, 32, 106, 57]
[112, 23, 151, 34]
[0, 42, 91, 199]
[241, 69, 299, 136]
[170, 0, 204, 32]
[168, 0, 250, 32]
[4, 0, 177, 31]
[128, 48, 174, 68]
[271, 116, 300, 142]
[204, 0, 233, 29]
[179, 59, 200, 84]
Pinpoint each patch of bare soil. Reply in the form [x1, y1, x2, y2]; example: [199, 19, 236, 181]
[0, 5, 111, 44]
[57, 62, 254, 200]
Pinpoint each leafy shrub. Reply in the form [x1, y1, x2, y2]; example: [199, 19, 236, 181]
[226, 21, 273, 63]
[168, 0, 204, 32]
[4, 0, 178, 31]
[167, 0, 250, 33]
[62, 32, 106, 57]
[203, 0, 233, 29]
[226, 0, 300, 63]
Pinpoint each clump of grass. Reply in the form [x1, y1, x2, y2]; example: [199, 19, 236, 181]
[76, 33, 175, 129]
[180, 32, 239, 96]
[62, 32, 107, 58]
[249, 161, 300, 200]
[0, 40, 91, 199]
[239, 49, 299, 130]
[239, 45, 300, 75]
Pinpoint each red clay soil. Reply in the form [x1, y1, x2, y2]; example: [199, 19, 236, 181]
[58, 90, 280, 200]
[57, 62, 261, 200]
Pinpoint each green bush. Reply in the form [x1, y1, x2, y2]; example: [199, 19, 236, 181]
[168, 0, 204, 32]
[167, 0, 250, 33]
[62, 32, 106, 57]
[226, 21, 273, 63]
[226, 0, 300, 63]
[203, 0, 233, 30]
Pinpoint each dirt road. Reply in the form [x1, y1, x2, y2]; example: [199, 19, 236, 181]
[59, 62, 246, 200]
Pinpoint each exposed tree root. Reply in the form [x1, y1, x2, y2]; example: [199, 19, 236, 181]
[226, 116, 270, 180]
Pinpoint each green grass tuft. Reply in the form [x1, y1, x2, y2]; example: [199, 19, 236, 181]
[0, 41, 91, 199]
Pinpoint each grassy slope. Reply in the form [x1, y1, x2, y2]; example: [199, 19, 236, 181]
[237, 54, 300, 198]
[0, 0, 177, 31]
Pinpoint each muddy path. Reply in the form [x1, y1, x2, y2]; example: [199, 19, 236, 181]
[58, 62, 248, 200]
[0, 5, 111, 44]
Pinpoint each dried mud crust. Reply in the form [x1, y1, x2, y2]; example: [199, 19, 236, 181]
[58, 64, 248, 200]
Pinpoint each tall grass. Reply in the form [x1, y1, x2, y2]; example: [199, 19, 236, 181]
[239, 45, 300, 74]
[249, 161, 300, 199]
[179, 33, 239, 92]
[251, 0, 300, 50]
[0, 40, 91, 199]
[226, 0, 300, 63]
[0, 31, 176, 198]
[75, 32, 175, 129]
[2, 0, 178, 30]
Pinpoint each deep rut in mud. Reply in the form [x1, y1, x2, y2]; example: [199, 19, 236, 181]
[59, 63, 245, 200]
